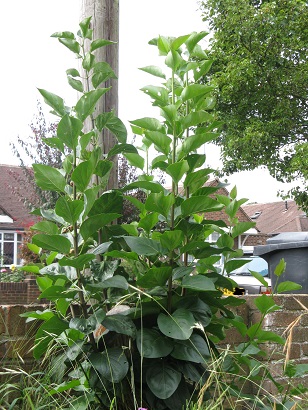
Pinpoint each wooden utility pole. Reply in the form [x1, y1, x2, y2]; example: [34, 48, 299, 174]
[81, 0, 119, 190]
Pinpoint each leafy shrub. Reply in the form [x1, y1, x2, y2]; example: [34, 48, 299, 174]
[7, 17, 307, 410]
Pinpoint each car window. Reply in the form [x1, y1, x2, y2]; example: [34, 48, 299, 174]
[231, 257, 268, 277]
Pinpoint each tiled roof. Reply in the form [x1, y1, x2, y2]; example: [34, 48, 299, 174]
[242, 200, 308, 234]
[0, 164, 39, 230]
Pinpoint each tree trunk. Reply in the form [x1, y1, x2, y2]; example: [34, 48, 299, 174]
[81, 0, 119, 190]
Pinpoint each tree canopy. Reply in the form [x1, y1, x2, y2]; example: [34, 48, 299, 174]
[200, 0, 308, 210]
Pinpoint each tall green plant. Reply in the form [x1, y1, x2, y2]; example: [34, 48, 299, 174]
[19, 18, 307, 410]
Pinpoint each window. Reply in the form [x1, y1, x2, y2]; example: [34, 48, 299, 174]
[0, 232, 23, 266]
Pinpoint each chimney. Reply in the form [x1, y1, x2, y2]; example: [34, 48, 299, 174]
[285, 200, 288, 211]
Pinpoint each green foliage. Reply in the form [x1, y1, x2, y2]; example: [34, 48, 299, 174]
[11, 16, 307, 410]
[200, 0, 308, 212]
[0, 268, 25, 282]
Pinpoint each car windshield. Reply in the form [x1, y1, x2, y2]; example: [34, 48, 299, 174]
[231, 257, 268, 277]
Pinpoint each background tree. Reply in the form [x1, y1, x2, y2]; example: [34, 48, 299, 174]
[10, 101, 62, 210]
[200, 0, 308, 211]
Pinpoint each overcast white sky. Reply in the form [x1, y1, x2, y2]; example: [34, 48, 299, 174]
[1, 0, 298, 204]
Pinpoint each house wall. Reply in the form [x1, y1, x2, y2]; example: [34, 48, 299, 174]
[0, 276, 42, 305]
[242, 233, 269, 247]
[1, 295, 307, 400]
[218, 294, 308, 397]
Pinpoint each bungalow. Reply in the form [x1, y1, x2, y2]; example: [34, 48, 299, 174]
[242, 200, 308, 236]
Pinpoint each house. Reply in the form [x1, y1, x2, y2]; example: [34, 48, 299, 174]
[204, 178, 264, 253]
[242, 200, 308, 236]
[0, 164, 38, 267]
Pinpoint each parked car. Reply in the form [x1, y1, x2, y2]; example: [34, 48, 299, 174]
[229, 255, 271, 295]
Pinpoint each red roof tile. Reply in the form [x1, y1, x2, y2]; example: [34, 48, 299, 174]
[0, 164, 39, 230]
[242, 200, 308, 234]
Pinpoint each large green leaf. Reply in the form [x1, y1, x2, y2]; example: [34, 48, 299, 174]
[144, 131, 171, 155]
[51, 31, 75, 39]
[181, 196, 224, 217]
[80, 16, 93, 38]
[194, 59, 213, 81]
[88, 190, 123, 216]
[33, 164, 66, 192]
[124, 236, 164, 256]
[138, 212, 159, 234]
[91, 241, 112, 255]
[108, 143, 138, 158]
[59, 38, 80, 54]
[129, 117, 165, 132]
[251, 328, 285, 345]
[83, 53, 95, 71]
[145, 192, 175, 218]
[98, 275, 128, 290]
[55, 197, 84, 225]
[69, 317, 97, 335]
[139, 65, 166, 79]
[123, 181, 164, 193]
[90, 38, 116, 52]
[146, 362, 181, 399]
[181, 84, 215, 102]
[181, 111, 213, 129]
[159, 230, 184, 252]
[31, 221, 59, 235]
[254, 294, 281, 315]
[249, 270, 269, 287]
[137, 267, 172, 288]
[67, 75, 83, 93]
[171, 333, 210, 363]
[274, 258, 286, 277]
[34, 315, 69, 359]
[92, 61, 117, 88]
[71, 161, 94, 193]
[95, 112, 127, 143]
[102, 315, 136, 338]
[185, 31, 208, 53]
[80, 213, 120, 241]
[141, 85, 169, 106]
[89, 348, 129, 383]
[32, 234, 71, 254]
[181, 275, 216, 292]
[87, 276, 128, 292]
[231, 222, 256, 238]
[277, 281, 302, 293]
[165, 49, 184, 71]
[166, 161, 189, 184]
[224, 259, 251, 275]
[124, 152, 144, 170]
[136, 328, 173, 358]
[59, 254, 96, 269]
[75, 88, 110, 121]
[158, 308, 195, 340]
[177, 132, 218, 159]
[39, 285, 77, 301]
[57, 115, 83, 149]
[37, 89, 66, 117]
[171, 33, 191, 50]
[178, 297, 212, 327]
[184, 169, 212, 194]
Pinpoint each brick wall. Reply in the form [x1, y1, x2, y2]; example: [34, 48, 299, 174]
[0, 276, 42, 305]
[218, 294, 308, 399]
[0, 296, 307, 404]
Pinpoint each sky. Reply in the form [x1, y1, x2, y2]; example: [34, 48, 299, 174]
[1, 0, 298, 204]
